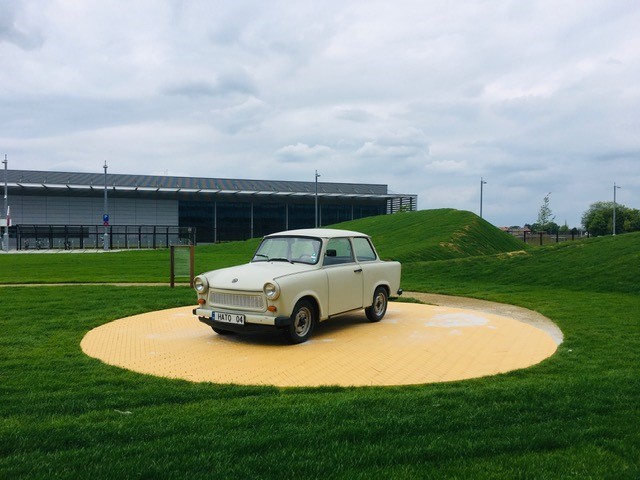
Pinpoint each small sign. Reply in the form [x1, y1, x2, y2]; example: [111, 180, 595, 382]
[103, 214, 110, 222]
[103, 221, 109, 227]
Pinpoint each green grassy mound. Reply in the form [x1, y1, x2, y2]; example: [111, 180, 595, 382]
[333, 208, 526, 262]
[403, 231, 640, 296]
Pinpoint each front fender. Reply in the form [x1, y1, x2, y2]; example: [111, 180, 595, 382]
[273, 269, 329, 321]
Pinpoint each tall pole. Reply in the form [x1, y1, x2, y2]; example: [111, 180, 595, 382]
[103, 161, 109, 250]
[480, 177, 487, 219]
[315, 170, 321, 228]
[613, 182, 621, 236]
[2, 155, 8, 251]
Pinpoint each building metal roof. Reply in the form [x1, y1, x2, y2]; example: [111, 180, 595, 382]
[5, 169, 413, 201]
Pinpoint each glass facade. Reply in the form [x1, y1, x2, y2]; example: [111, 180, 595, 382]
[253, 202, 287, 238]
[179, 201, 216, 243]
[179, 199, 387, 243]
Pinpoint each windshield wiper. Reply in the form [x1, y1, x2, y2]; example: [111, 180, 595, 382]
[269, 257, 294, 264]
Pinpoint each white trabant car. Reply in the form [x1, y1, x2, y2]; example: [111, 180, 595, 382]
[193, 228, 402, 344]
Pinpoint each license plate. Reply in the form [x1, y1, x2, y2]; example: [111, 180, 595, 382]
[212, 312, 245, 325]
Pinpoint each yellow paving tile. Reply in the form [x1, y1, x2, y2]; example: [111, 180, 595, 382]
[81, 302, 559, 387]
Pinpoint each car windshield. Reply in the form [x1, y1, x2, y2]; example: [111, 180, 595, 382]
[252, 236, 321, 265]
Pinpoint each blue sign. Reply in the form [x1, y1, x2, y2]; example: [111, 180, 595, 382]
[103, 214, 109, 222]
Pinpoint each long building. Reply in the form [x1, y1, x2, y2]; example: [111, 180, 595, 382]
[3, 169, 417, 248]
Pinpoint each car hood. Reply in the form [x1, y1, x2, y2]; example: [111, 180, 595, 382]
[201, 261, 315, 291]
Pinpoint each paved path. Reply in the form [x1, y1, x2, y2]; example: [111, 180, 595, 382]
[81, 300, 561, 387]
[405, 292, 563, 345]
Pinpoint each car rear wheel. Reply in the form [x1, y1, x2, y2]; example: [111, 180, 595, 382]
[365, 286, 388, 322]
[285, 299, 317, 344]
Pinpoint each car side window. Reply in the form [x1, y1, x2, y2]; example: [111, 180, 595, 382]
[353, 237, 377, 262]
[324, 238, 354, 265]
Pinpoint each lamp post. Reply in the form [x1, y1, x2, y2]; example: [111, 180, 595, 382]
[103, 162, 109, 250]
[2, 155, 8, 251]
[613, 182, 621, 236]
[315, 170, 321, 228]
[480, 177, 487, 219]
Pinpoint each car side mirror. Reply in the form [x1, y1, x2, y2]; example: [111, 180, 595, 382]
[326, 249, 337, 257]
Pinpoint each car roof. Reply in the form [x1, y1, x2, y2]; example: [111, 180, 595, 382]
[265, 228, 370, 239]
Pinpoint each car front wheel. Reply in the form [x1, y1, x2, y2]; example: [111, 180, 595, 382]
[365, 286, 388, 322]
[285, 299, 317, 344]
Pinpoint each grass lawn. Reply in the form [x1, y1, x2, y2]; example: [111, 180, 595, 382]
[0, 239, 260, 284]
[1, 213, 638, 478]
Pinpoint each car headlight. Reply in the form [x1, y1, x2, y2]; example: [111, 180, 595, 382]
[263, 282, 280, 300]
[194, 276, 209, 294]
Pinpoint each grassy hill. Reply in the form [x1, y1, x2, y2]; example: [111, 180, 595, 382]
[403, 231, 640, 296]
[334, 208, 526, 262]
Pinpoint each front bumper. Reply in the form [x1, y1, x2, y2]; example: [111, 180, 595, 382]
[193, 308, 291, 332]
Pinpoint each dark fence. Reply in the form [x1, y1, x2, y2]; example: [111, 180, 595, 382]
[14, 225, 196, 250]
[512, 231, 588, 246]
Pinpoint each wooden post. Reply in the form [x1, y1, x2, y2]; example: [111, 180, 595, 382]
[189, 244, 195, 288]
[170, 245, 175, 288]
[170, 244, 195, 288]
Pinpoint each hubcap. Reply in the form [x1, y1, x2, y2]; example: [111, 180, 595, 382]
[374, 293, 386, 316]
[294, 307, 312, 336]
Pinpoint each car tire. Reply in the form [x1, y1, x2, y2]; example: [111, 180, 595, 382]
[284, 299, 317, 344]
[365, 286, 388, 322]
[212, 327, 234, 335]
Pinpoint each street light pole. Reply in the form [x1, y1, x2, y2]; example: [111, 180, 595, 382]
[103, 162, 109, 250]
[480, 177, 487, 219]
[613, 182, 621, 236]
[2, 155, 8, 251]
[315, 170, 321, 228]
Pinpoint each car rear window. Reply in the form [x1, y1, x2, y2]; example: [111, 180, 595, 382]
[353, 237, 377, 261]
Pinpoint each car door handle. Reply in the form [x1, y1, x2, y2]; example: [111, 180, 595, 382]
[354, 268, 363, 273]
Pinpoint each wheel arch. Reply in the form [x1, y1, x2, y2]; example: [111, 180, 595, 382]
[369, 283, 390, 305]
[294, 293, 322, 320]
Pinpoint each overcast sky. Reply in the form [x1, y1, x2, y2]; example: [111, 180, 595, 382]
[2, 1, 639, 227]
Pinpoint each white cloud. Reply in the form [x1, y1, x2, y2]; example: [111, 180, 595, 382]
[276, 143, 335, 163]
[1, 0, 639, 227]
[0, 2, 44, 50]
[355, 129, 429, 158]
[427, 160, 468, 173]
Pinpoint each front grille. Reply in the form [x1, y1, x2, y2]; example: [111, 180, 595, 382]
[210, 291, 265, 312]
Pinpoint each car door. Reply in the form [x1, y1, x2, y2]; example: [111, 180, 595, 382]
[352, 236, 380, 304]
[323, 237, 364, 315]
